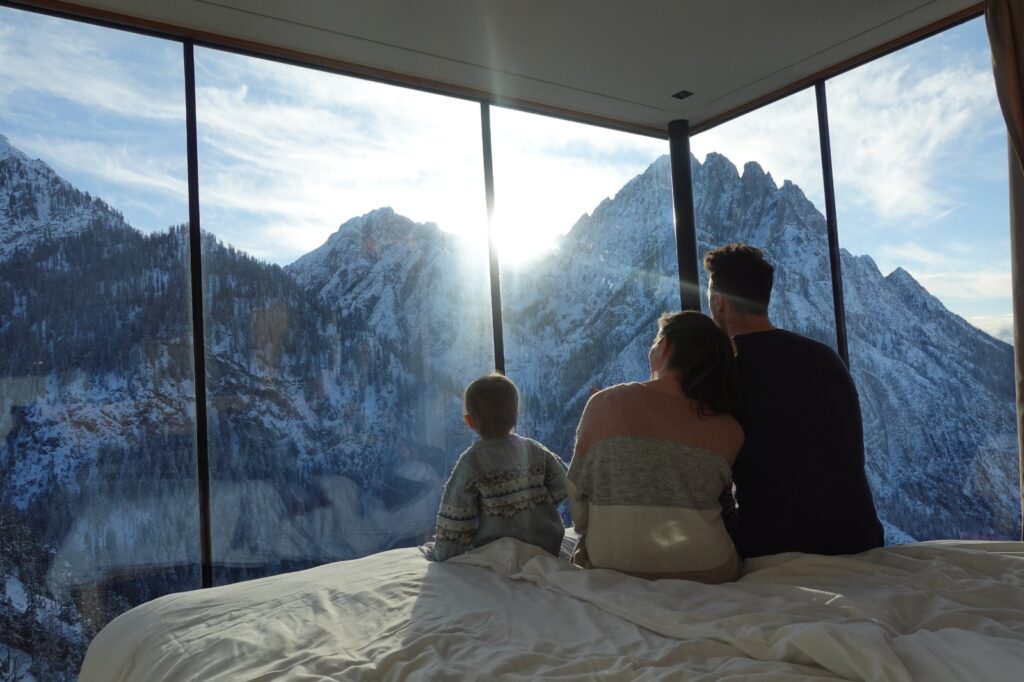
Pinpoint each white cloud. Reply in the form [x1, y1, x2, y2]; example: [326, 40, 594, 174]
[966, 314, 1015, 344]
[911, 269, 1011, 300]
[826, 55, 998, 226]
[16, 136, 187, 200]
[692, 24, 1002, 231]
[0, 12, 184, 122]
[0, 9, 190, 231]
[877, 242, 946, 266]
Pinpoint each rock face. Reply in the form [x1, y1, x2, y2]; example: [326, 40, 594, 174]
[0, 137, 1018, 678]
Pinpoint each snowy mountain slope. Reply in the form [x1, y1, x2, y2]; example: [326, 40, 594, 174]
[501, 155, 679, 451]
[0, 135, 131, 262]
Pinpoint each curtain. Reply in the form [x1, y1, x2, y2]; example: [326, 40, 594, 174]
[1013, 152, 1024, 541]
[985, 0, 1024, 539]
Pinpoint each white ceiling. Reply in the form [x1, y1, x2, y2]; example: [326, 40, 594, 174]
[35, 0, 983, 136]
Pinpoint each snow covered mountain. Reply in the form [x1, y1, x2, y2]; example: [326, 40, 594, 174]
[284, 206, 493, 461]
[0, 136, 1019, 678]
[0, 134, 131, 262]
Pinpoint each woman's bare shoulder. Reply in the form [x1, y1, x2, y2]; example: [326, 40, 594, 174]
[586, 382, 642, 408]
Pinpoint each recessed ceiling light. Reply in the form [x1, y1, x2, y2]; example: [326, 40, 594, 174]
[671, 89, 694, 100]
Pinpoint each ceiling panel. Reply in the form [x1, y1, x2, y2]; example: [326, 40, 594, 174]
[23, 0, 983, 135]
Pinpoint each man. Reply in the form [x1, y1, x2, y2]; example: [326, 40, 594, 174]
[704, 242, 884, 557]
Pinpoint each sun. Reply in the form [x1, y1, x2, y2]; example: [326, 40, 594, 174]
[491, 211, 560, 266]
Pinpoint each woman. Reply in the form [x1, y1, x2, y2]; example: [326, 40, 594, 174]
[567, 311, 743, 583]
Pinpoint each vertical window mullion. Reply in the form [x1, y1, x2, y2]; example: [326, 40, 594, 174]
[183, 41, 214, 589]
[815, 80, 851, 366]
[480, 102, 505, 373]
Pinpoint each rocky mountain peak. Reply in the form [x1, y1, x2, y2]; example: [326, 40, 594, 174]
[699, 152, 740, 182]
[740, 160, 778, 197]
[285, 206, 450, 291]
[0, 136, 131, 261]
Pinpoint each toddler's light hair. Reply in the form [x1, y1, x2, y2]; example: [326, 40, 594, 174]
[464, 373, 519, 438]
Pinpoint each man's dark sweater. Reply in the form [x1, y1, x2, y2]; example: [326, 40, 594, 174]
[729, 329, 884, 558]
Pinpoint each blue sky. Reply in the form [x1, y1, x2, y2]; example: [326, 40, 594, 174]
[0, 8, 1012, 342]
[691, 18, 1012, 342]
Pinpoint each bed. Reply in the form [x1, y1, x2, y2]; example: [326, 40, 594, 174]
[79, 537, 1024, 680]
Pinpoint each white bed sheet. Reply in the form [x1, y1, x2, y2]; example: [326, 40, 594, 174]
[79, 539, 1024, 681]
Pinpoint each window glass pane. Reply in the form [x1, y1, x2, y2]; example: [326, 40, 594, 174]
[194, 48, 492, 583]
[691, 87, 837, 349]
[0, 7, 197, 677]
[828, 17, 1020, 542]
[490, 108, 673, 456]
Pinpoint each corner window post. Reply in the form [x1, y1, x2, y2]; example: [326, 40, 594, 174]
[668, 119, 701, 311]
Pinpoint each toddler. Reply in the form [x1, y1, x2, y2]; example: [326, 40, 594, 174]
[430, 373, 567, 561]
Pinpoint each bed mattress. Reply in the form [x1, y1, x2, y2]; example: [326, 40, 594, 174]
[79, 538, 1024, 680]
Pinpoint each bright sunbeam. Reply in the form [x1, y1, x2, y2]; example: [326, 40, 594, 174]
[492, 212, 560, 265]
[486, 106, 667, 267]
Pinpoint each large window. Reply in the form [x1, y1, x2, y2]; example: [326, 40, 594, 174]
[0, 8, 197, 679]
[828, 17, 1020, 542]
[489, 108, 674, 457]
[193, 48, 493, 582]
[1, 3, 1021, 678]
[690, 87, 838, 349]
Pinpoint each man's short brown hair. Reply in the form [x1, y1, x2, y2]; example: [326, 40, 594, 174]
[464, 373, 519, 438]
[703, 242, 775, 315]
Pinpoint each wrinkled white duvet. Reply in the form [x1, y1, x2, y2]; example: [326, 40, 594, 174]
[80, 539, 1024, 681]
